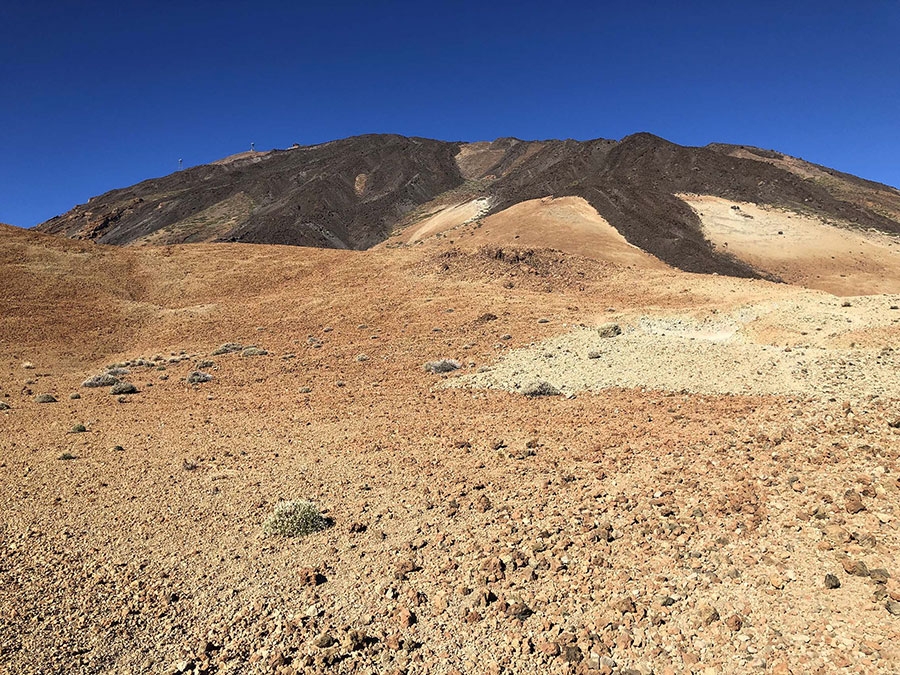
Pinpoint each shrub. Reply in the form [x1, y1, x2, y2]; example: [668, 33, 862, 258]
[597, 323, 622, 338]
[82, 373, 120, 388]
[521, 381, 561, 397]
[241, 347, 268, 357]
[263, 500, 328, 538]
[424, 358, 461, 374]
[110, 382, 138, 395]
[212, 343, 243, 356]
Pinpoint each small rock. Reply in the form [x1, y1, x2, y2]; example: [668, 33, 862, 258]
[298, 567, 326, 586]
[34, 394, 57, 403]
[536, 641, 559, 656]
[70, 424, 87, 433]
[110, 382, 138, 395]
[0, 402, 9, 410]
[562, 645, 582, 663]
[474, 494, 493, 513]
[395, 607, 416, 627]
[769, 574, 785, 589]
[844, 490, 866, 514]
[725, 614, 743, 631]
[314, 633, 336, 649]
[840, 557, 869, 577]
[699, 604, 720, 625]
[870, 568, 891, 584]
[886, 600, 900, 616]
[825, 574, 841, 589]
[597, 322, 622, 338]
[505, 601, 533, 620]
[615, 596, 636, 614]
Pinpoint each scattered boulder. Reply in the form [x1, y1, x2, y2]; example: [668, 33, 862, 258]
[0, 401, 10, 410]
[187, 371, 212, 384]
[34, 394, 57, 403]
[241, 347, 268, 357]
[825, 574, 841, 589]
[110, 382, 138, 395]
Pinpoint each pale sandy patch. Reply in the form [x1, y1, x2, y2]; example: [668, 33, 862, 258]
[404, 198, 494, 243]
[680, 193, 900, 295]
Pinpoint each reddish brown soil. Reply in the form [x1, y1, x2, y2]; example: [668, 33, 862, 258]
[1, 224, 899, 674]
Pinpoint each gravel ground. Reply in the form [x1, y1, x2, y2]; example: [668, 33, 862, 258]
[1, 230, 898, 674]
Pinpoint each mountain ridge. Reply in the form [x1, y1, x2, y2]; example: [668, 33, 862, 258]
[36, 133, 900, 279]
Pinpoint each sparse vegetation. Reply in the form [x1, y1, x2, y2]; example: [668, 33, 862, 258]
[241, 347, 268, 357]
[110, 383, 138, 395]
[521, 381, 561, 397]
[597, 322, 622, 338]
[263, 500, 328, 538]
[424, 358, 461, 374]
[212, 343, 243, 355]
[82, 373, 119, 388]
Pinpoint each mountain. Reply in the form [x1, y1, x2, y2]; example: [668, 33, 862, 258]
[36, 133, 900, 280]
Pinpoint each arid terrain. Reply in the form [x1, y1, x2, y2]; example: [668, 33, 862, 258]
[3, 135, 900, 675]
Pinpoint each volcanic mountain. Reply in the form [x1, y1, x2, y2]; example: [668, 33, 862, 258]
[37, 133, 900, 289]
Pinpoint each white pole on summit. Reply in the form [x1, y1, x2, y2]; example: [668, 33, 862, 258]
[251, 142, 255, 152]
[178, 158, 183, 171]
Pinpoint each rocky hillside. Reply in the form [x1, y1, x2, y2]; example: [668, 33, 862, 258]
[37, 133, 900, 277]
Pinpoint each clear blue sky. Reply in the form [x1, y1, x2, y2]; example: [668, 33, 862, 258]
[2, 1, 898, 227]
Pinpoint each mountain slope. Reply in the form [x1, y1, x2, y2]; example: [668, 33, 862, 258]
[37, 133, 900, 279]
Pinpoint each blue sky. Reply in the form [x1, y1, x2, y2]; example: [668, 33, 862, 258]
[2, 1, 898, 227]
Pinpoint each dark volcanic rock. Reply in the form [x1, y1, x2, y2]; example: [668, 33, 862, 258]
[37, 133, 900, 278]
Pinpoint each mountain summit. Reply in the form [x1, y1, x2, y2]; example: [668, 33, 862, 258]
[37, 133, 900, 280]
